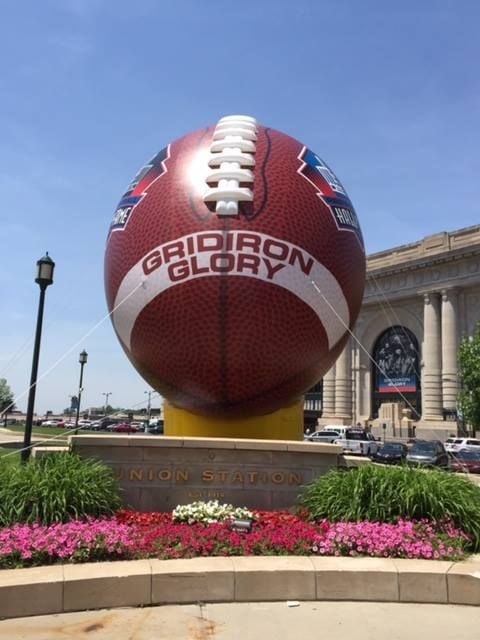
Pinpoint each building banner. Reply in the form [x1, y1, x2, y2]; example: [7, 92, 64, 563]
[378, 374, 416, 393]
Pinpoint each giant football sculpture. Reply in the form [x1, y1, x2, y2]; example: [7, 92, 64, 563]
[105, 115, 365, 439]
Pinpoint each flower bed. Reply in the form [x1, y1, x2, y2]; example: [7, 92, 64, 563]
[0, 509, 469, 569]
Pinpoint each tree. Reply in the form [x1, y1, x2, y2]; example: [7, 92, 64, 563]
[0, 379, 15, 415]
[458, 323, 480, 433]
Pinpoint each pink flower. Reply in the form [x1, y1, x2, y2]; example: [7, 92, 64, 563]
[0, 513, 469, 569]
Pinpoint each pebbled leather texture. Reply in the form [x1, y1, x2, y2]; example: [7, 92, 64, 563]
[105, 122, 365, 418]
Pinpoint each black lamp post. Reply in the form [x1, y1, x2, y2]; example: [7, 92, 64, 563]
[22, 253, 55, 463]
[74, 350, 88, 434]
[102, 391, 112, 417]
[145, 390, 152, 422]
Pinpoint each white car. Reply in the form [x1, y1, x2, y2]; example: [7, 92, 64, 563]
[41, 419, 64, 427]
[322, 425, 351, 439]
[445, 437, 480, 453]
[304, 430, 341, 443]
[334, 429, 380, 456]
[444, 438, 462, 452]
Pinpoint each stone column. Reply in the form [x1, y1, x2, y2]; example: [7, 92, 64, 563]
[321, 364, 336, 418]
[358, 364, 369, 420]
[351, 342, 359, 424]
[335, 339, 352, 421]
[422, 292, 443, 420]
[441, 288, 459, 411]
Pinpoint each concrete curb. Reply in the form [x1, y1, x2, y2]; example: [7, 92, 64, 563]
[0, 555, 479, 619]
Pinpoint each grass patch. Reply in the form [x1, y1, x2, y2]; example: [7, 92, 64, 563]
[298, 464, 480, 551]
[0, 448, 20, 466]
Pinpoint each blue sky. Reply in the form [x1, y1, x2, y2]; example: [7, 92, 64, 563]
[1, 0, 479, 415]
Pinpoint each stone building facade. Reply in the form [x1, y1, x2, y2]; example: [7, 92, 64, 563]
[317, 225, 480, 440]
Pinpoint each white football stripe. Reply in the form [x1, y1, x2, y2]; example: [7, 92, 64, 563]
[112, 232, 350, 351]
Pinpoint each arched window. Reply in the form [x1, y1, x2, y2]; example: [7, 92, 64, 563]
[371, 326, 421, 419]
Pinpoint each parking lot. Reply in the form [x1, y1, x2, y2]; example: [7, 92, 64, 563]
[304, 427, 480, 477]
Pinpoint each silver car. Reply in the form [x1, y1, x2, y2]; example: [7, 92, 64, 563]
[406, 440, 449, 468]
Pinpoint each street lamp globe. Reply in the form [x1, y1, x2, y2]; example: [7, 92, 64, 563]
[79, 350, 88, 365]
[35, 253, 55, 288]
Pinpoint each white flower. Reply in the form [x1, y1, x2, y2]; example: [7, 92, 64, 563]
[172, 500, 253, 524]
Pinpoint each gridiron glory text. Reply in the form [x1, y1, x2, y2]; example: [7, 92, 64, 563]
[142, 231, 315, 283]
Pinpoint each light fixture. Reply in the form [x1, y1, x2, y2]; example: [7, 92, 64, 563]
[35, 252, 55, 288]
[230, 518, 253, 533]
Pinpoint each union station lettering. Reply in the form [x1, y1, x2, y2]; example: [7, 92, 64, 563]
[115, 467, 304, 486]
[72, 439, 338, 511]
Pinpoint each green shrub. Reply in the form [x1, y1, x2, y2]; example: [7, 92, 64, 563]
[0, 452, 121, 526]
[298, 465, 480, 550]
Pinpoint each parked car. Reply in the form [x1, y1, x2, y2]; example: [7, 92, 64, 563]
[322, 425, 351, 439]
[334, 429, 380, 456]
[110, 422, 138, 433]
[304, 430, 340, 443]
[406, 440, 449, 468]
[97, 418, 121, 430]
[445, 437, 480, 453]
[77, 419, 93, 428]
[41, 419, 64, 427]
[89, 420, 105, 431]
[450, 449, 480, 474]
[444, 437, 463, 453]
[371, 441, 408, 465]
[145, 423, 164, 435]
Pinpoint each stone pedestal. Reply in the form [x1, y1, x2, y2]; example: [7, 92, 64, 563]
[71, 435, 343, 511]
[163, 399, 304, 441]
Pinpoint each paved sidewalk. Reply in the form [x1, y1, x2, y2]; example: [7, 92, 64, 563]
[0, 601, 479, 640]
[0, 428, 44, 446]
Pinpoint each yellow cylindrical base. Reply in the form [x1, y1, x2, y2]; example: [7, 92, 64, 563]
[164, 400, 304, 441]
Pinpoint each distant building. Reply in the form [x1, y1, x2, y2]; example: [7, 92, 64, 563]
[309, 225, 480, 439]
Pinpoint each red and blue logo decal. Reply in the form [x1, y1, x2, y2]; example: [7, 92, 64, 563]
[298, 147, 363, 248]
[110, 146, 170, 233]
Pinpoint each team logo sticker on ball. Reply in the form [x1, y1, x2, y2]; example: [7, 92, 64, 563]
[298, 147, 363, 247]
[110, 146, 170, 233]
[105, 114, 366, 418]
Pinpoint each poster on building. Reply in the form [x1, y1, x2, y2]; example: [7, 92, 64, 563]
[375, 326, 419, 394]
[378, 373, 417, 393]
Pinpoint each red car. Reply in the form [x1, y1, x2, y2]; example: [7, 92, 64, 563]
[111, 422, 138, 433]
[450, 450, 480, 474]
